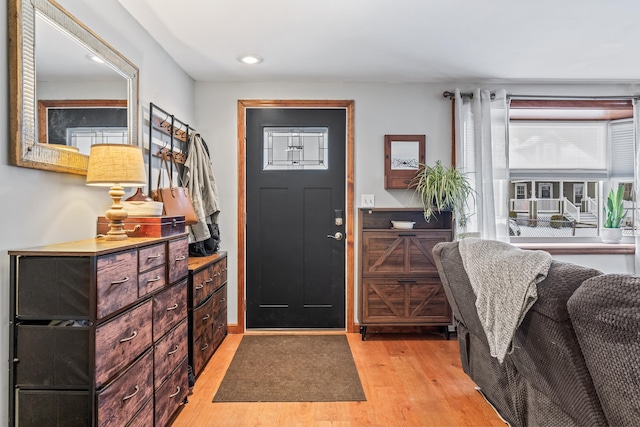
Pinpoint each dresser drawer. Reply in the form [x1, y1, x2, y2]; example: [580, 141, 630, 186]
[97, 350, 154, 427]
[154, 319, 188, 388]
[193, 293, 215, 340]
[96, 250, 139, 319]
[362, 230, 451, 275]
[138, 265, 166, 297]
[153, 279, 188, 341]
[155, 358, 189, 427]
[212, 284, 227, 320]
[192, 267, 215, 308]
[212, 309, 227, 351]
[213, 257, 227, 291]
[168, 237, 188, 284]
[127, 397, 154, 427]
[17, 257, 90, 318]
[16, 323, 90, 387]
[138, 242, 166, 273]
[95, 299, 153, 388]
[192, 327, 214, 377]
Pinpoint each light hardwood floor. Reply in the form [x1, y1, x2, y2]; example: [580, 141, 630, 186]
[171, 331, 505, 427]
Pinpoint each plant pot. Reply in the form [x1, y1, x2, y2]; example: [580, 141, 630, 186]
[601, 227, 623, 244]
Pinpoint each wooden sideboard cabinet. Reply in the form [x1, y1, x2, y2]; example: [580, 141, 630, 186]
[187, 251, 228, 379]
[9, 235, 190, 427]
[358, 208, 454, 340]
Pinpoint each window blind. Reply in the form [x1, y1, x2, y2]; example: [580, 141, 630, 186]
[609, 119, 634, 177]
[509, 121, 607, 171]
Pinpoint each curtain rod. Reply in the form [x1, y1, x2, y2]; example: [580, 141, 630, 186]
[442, 91, 495, 100]
[443, 91, 639, 101]
[507, 94, 640, 100]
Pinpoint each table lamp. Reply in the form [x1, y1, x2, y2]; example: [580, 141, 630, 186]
[86, 144, 147, 241]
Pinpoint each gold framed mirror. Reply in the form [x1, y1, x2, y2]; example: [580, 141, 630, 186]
[8, 0, 139, 175]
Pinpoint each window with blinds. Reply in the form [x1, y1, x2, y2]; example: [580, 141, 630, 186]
[509, 121, 607, 172]
[609, 119, 634, 177]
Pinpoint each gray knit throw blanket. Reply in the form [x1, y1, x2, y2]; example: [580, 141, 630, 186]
[459, 238, 552, 363]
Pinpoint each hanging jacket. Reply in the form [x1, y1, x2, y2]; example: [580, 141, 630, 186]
[182, 131, 220, 243]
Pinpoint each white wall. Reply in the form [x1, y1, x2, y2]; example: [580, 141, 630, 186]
[195, 81, 639, 326]
[0, 0, 195, 422]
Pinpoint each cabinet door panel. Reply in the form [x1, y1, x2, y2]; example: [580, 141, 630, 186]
[361, 278, 451, 324]
[363, 231, 450, 274]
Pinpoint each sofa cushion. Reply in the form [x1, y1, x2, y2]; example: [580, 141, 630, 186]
[528, 260, 602, 322]
[568, 273, 640, 427]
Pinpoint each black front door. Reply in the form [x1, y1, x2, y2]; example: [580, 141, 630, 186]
[246, 108, 346, 328]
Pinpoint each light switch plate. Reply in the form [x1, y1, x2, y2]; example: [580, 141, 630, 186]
[361, 194, 375, 207]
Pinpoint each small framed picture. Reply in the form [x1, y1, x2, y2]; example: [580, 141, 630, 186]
[384, 134, 425, 189]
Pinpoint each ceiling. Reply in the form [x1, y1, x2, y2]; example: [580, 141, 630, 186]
[118, 0, 640, 84]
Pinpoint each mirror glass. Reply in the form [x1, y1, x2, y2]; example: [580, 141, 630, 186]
[9, 0, 139, 175]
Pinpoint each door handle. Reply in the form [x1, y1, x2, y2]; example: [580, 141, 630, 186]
[327, 232, 343, 240]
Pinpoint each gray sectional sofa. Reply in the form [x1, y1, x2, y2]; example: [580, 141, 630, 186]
[433, 240, 640, 426]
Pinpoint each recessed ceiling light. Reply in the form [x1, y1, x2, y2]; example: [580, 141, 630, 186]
[86, 53, 105, 64]
[238, 54, 263, 65]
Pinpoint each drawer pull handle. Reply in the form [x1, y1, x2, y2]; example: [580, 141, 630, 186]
[205, 278, 214, 283]
[147, 275, 161, 283]
[398, 233, 416, 237]
[202, 314, 211, 321]
[147, 254, 162, 259]
[119, 330, 138, 343]
[175, 256, 187, 262]
[214, 272, 221, 277]
[218, 324, 225, 329]
[168, 345, 179, 355]
[110, 276, 130, 285]
[195, 284, 204, 290]
[167, 303, 179, 311]
[201, 343, 209, 351]
[122, 385, 139, 401]
[169, 386, 181, 398]
[398, 279, 417, 283]
[220, 298, 226, 304]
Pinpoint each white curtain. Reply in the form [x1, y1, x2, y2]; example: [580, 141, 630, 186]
[454, 88, 509, 241]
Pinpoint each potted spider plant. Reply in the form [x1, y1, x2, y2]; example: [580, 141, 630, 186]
[601, 184, 627, 244]
[409, 160, 474, 227]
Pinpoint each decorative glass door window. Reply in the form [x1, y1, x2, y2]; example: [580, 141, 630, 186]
[263, 127, 328, 170]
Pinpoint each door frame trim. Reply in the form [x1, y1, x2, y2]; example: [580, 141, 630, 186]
[237, 99, 355, 333]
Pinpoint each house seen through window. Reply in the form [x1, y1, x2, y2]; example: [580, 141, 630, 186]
[507, 99, 635, 240]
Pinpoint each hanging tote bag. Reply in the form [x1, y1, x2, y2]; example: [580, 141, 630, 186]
[153, 152, 198, 225]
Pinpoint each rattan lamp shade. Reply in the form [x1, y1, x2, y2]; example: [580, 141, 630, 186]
[86, 144, 147, 186]
[86, 144, 147, 240]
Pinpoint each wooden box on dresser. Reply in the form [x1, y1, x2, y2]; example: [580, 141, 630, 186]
[187, 251, 228, 379]
[358, 208, 454, 340]
[9, 234, 190, 427]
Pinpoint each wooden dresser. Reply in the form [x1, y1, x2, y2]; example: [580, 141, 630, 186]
[9, 235, 190, 427]
[358, 208, 453, 340]
[187, 251, 228, 379]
